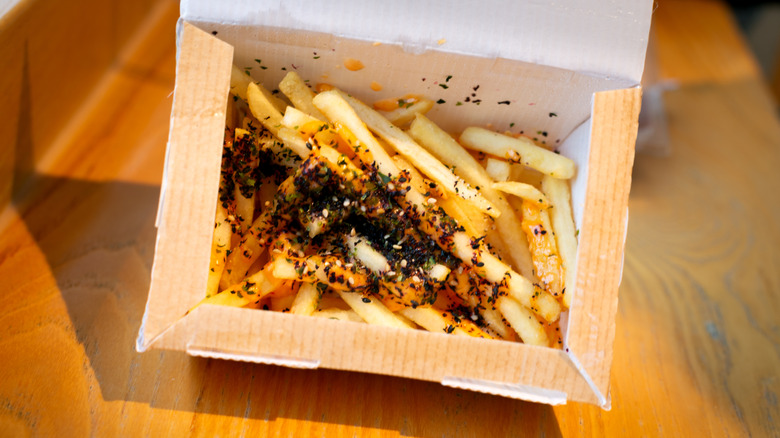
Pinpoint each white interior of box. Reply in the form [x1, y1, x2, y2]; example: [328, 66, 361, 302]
[181, 0, 652, 84]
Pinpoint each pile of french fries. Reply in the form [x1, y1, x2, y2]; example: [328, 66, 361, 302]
[194, 65, 579, 347]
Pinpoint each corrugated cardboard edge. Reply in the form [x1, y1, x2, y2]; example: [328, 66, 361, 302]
[137, 22, 232, 350]
[564, 87, 642, 409]
[154, 304, 600, 404]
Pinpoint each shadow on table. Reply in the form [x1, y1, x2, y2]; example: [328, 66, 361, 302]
[8, 47, 561, 437]
[11, 171, 565, 436]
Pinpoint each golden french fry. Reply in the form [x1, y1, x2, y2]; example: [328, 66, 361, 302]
[400, 306, 493, 338]
[230, 65, 253, 101]
[518, 199, 564, 299]
[192, 262, 283, 313]
[247, 82, 284, 136]
[318, 291, 352, 310]
[541, 175, 578, 308]
[290, 283, 321, 316]
[392, 154, 484, 238]
[276, 126, 313, 159]
[338, 92, 499, 218]
[312, 308, 365, 322]
[498, 297, 549, 347]
[270, 292, 297, 312]
[492, 181, 550, 208]
[279, 71, 327, 120]
[207, 201, 231, 297]
[281, 106, 325, 130]
[337, 291, 416, 329]
[347, 234, 391, 273]
[485, 157, 511, 182]
[375, 96, 435, 127]
[220, 209, 275, 290]
[408, 113, 536, 279]
[233, 129, 258, 235]
[459, 127, 575, 179]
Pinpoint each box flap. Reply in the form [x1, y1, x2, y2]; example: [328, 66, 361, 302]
[181, 0, 652, 84]
[563, 87, 641, 407]
[137, 22, 233, 350]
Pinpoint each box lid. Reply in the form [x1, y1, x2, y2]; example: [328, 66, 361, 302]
[181, 0, 653, 84]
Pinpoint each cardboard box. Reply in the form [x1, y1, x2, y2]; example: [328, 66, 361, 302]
[137, 0, 651, 407]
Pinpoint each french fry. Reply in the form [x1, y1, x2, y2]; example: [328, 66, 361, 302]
[338, 92, 499, 218]
[492, 181, 550, 208]
[347, 234, 390, 273]
[276, 126, 314, 159]
[233, 129, 258, 235]
[290, 283, 321, 316]
[541, 175, 578, 308]
[270, 292, 297, 312]
[279, 71, 327, 120]
[281, 106, 325, 130]
[518, 200, 564, 299]
[408, 113, 535, 279]
[318, 291, 352, 310]
[399, 306, 493, 338]
[191, 261, 283, 313]
[313, 308, 365, 323]
[374, 96, 434, 127]
[459, 127, 575, 179]
[392, 155, 483, 238]
[337, 291, 416, 329]
[485, 157, 511, 182]
[230, 65, 253, 101]
[498, 297, 549, 347]
[247, 82, 284, 136]
[206, 201, 231, 297]
[220, 209, 275, 290]
[271, 252, 373, 292]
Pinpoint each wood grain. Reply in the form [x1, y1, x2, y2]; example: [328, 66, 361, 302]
[1, 0, 779, 436]
[0, 0, 159, 209]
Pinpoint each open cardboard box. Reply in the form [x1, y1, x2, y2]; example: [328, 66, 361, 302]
[137, 0, 651, 407]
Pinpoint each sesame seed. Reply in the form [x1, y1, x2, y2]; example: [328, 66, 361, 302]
[348, 277, 355, 285]
[412, 275, 421, 283]
[400, 259, 408, 268]
[322, 209, 329, 218]
[392, 244, 402, 250]
[343, 199, 351, 207]
[427, 198, 437, 204]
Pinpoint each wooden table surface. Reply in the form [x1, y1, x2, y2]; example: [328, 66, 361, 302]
[1, 0, 778, 436]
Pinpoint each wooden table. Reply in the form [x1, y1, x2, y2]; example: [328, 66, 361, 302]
[1, 0, 778, 436]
